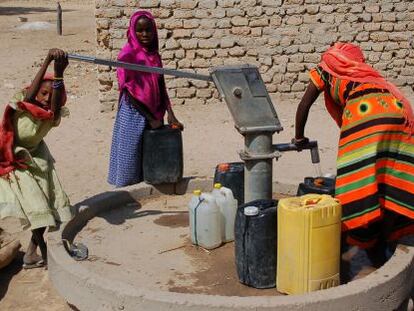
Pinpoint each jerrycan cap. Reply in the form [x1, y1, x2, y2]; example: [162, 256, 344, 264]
[217, 163, 230, 172]
[244, 206, 259, 216]
[193, 190, 202, 196]
[313, 178, 325, 187]
[214, 183, 222, 189]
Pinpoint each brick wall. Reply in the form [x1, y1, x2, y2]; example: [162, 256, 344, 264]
[95, 0, 414, 111]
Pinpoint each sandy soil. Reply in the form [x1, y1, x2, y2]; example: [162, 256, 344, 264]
[0, 0, 412, 310]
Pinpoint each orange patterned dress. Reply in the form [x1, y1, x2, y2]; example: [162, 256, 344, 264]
[310, 66, 414, 248]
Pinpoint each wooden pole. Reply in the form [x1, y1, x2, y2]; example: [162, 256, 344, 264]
[57, 2, 62, 36]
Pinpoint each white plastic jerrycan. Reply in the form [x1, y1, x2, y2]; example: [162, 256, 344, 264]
[212, 183, 238, 242]
[188, 190, 222, 249]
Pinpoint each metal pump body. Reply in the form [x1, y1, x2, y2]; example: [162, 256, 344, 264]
[210, 65, 319, 202]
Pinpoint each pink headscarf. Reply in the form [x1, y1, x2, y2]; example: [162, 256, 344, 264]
[117, 11, 170, 121]
[319, 42, 414, 129]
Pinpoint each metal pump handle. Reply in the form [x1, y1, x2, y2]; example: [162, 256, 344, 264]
[68, 54, 213, 82]
[273, 141, 320, 164]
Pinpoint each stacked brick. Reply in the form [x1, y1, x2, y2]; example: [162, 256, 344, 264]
[95, 0, 414, 111]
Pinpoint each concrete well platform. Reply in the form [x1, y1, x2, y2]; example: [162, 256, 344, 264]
[48, 178, 414, 311]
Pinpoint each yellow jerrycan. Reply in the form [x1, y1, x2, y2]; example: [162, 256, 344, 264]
[277, 194, 341, 295]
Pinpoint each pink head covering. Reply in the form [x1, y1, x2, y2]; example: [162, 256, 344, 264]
[117, 11, 170, 121]
[319, 42, 414, 129]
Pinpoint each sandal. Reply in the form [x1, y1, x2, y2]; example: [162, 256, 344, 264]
[22, 259, 45, 269]
[62, 239, 88, 261]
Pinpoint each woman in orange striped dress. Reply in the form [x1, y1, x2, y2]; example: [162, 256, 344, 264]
[293, 42, 414, 261]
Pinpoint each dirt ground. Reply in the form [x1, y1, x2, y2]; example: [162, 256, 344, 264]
[0, 0, 413, 310]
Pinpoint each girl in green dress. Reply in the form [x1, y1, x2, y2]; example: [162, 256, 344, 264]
[0, 49, 73, 268]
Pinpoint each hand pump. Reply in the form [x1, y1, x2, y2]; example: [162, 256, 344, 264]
[68, 54, 321, 202]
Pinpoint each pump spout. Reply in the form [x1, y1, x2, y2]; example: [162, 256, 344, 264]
[273, 141, 320, 164]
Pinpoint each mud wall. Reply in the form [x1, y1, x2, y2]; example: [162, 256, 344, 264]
[95, 0, 414, 111]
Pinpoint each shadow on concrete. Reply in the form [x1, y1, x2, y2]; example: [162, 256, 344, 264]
[63, 184, 196, 242]
[0, 251, 23, 300]
[399, 235, 414, 247]
[96, 203, 188, 226]
[96, 201, 143, 225]
[0, 6, 73, 15]
[72, 190, 137, 216]
[63, 191, 138, 242]
[71, 188, 190, 226]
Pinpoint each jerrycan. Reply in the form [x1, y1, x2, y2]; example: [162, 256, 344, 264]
[212, 183, 238, 242]
[297, 176, 336, 196]
[213, 162, 244, 205]
[142, 125, 183, 184]
[235, 199, 277, 289]
[277, 194, 341, 295]
[188, 190, 222, 250]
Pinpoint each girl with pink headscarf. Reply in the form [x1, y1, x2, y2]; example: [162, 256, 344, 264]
[108, 11, 183, 187]
[0, 49, 72, 269]
[293, 42, 414, 267]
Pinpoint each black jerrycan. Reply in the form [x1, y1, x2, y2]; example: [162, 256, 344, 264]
[213, 162, 244, 205]
[296, 176, 336, 196]
[235, 199, 277, 289]
[142, 125, 183, 184]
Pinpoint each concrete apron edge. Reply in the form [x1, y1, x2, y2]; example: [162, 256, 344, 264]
[48, 178, 414, 310]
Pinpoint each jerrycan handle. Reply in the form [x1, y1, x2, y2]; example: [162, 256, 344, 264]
[302, 197, 322, 208]
[220, 187, 231, 198]
[302, 196, 340, 208]
[171, 124, 184, 131]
